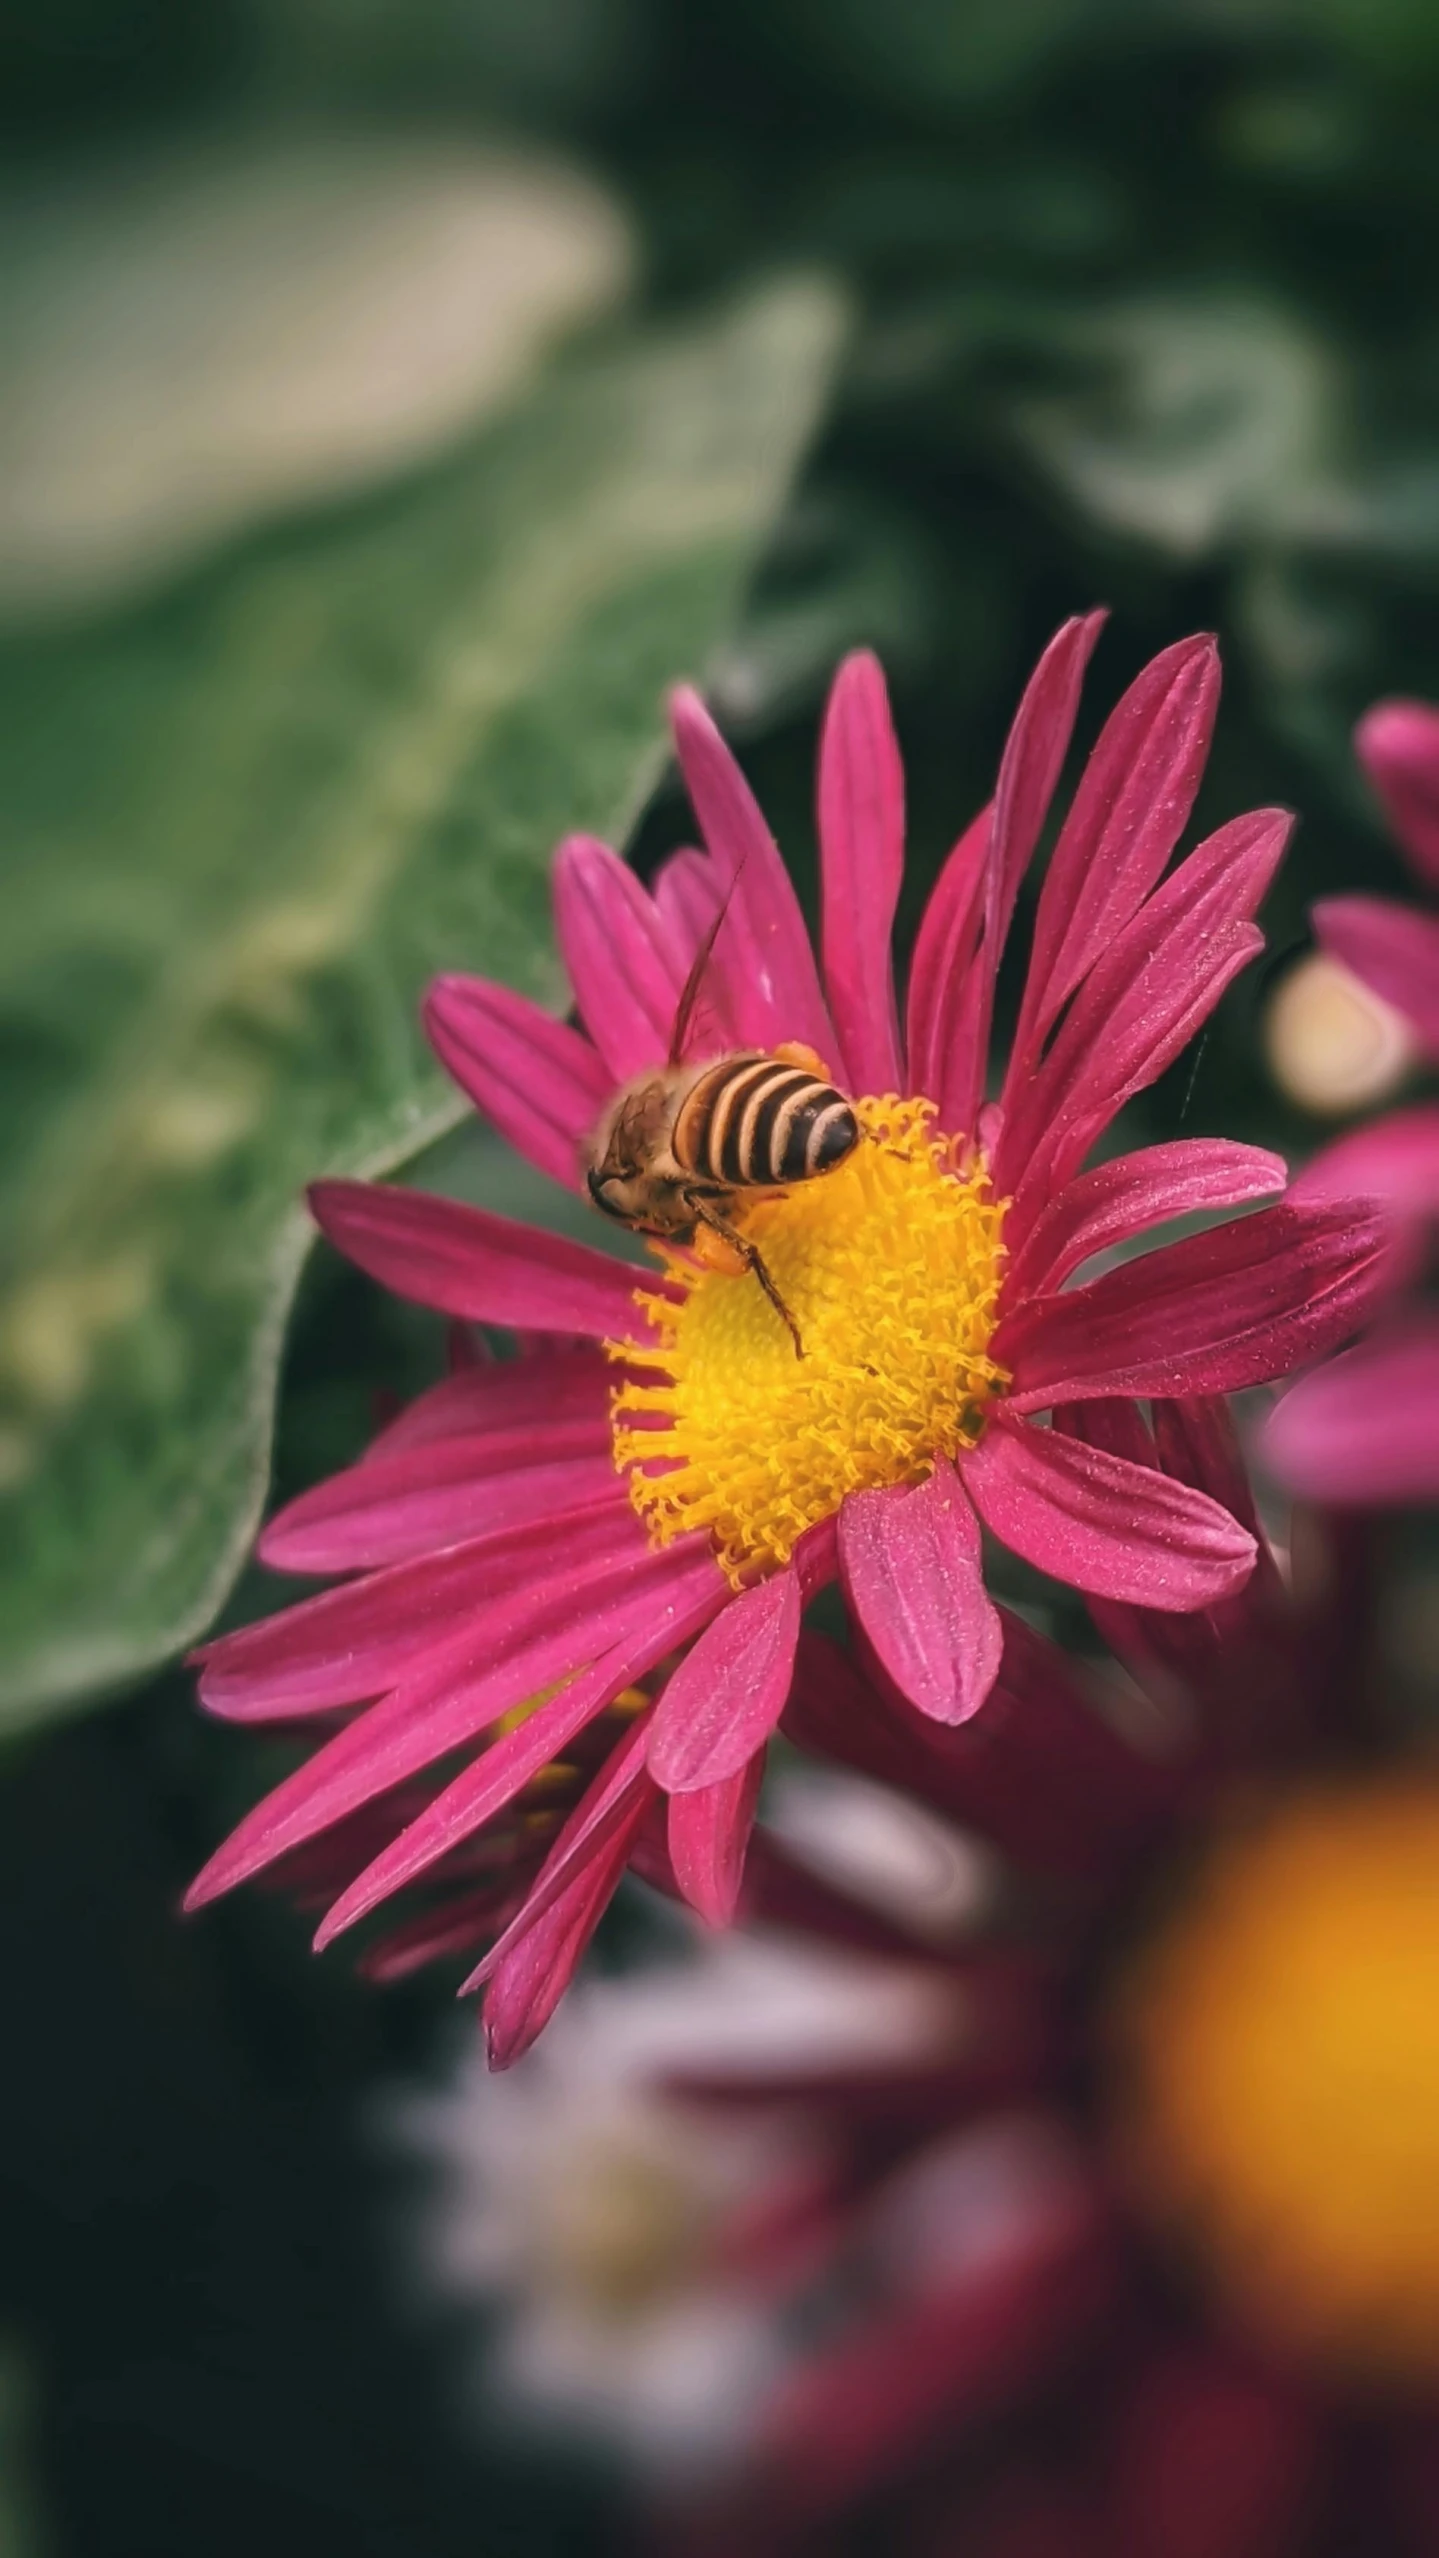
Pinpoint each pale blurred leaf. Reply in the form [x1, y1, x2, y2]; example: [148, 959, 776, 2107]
[0, 131, 632, 620]
[0, 278, 845, 1727]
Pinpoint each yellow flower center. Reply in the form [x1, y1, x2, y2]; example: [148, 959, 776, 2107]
[1113, 1780, 1439, 2384]
[609, 1096, 1007, 1585]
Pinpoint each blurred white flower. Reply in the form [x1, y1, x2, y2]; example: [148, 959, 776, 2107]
[393, 1925, 961, 2480]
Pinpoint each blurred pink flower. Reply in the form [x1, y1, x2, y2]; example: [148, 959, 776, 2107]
[1267, 698, 1439, 1503]
[187, 621, 1383, 2058]
[638, 1405, 1439, 2557]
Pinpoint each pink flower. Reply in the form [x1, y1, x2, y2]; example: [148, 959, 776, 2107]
[1266, 698, 1439, 1504]
[186, 618, 1384, 2055]
[636, 1407, 1439, 2556]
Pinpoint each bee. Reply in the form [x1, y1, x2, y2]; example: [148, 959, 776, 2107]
[582, 890, 859, 1357]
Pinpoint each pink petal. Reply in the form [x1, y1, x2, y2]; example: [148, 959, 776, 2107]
[551, 832, 687, 1078]
[1356, 696, 1439, 888]
[1263, 1319, 1439, 1504]
[257, 1426, 619, 1573]
[905, 805, 991, 1112]
[988, 612, 1108, 961]
[995, 802, 1290, 1222]
[956, 613, 1106, 1136]
[838, 1463, 1002, 1725]
[763, 2178, 1115, 2524]
[651, 842, 723, 944]
[1002, 1199, 1389, 1412]
[464, 1716, 658, 1987]
[1007, 634, 1220, 1086]
[817, 650, 905, 1091]
[309, 1179, 655, 1338]
[1111, 2347, 1322, 2558]
[669, 685, 835, 1058]
[483, 1798, 652, 2068]
[421, 975, 609, 1190]
[959, 1417, 1256, 1609]
[1314, 893, 1439, 1053]
[197, 1498, 645, 1715]
[365, 1346, 611, 1461]
[188, 1536, 723, 1910]
[667, 1750, 766, 1926]
[646, 1567, 802, 1791]
[1007, 1139, 1287, 1297]
[1290, 1101, 1439, 1217]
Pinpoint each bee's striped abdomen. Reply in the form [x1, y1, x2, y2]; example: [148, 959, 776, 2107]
[674, 1054, 860, 1190]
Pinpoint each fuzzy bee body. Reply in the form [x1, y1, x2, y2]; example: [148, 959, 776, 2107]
[584, 1047, 860, 1354]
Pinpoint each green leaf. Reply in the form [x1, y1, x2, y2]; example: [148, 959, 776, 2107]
[0, 278, 846, 1730]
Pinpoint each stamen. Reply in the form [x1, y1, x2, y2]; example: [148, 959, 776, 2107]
[608, 1097, 1008, 1585]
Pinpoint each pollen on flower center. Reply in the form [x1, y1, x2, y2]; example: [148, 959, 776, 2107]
[609, 1096, 1007, 1584]
[1112, 1781, 1439, 2382]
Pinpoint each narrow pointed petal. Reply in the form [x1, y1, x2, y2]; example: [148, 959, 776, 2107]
[646, 1567, 802, 1791]
[1008, 1139, 1287, 1297]
[422, 976, 609, 1189]
[960, 1418, 1256, 1609]
[1314, 893, 1439, 1053]
[483, 1800, 651, 2069]
[552, 832, 687, 1078]
[667, 1751, 766, 1926]
[817, 650, 905, 1091]
[905, 806, 990, 1109]
[257, 1427, 619, 1574]
[309, 1179, 654, 1338]
[838, 1464, 1002, 1725]
[988, 612, 1108, 955]
[365, 1346, 611, 1462]
[1264, 1321, 1439, 1504]
[188, 1537, 723, 1910]
[1356, 696, 1439, 887]
[465, 1717, 658, 1986]
[955, 613, 1106, 1135]
[669, 685, 835, 1057]
[197, 1499, 644, 1715]
[996, 806, 1289, 1210]
[1009, 634, 1220, 1083]
[1002, 1200, 1389, 1412]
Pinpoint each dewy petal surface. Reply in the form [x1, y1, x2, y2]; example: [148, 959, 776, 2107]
[1007, 1139, 1287, 1297]
[669, 683, 835, 1056]
[817, 649, 905, 1093]
[309, 1179, 659, 1337]
[552, 830, 686, 1078]
[959, 1419, 1257, 1609]
[838, 1465, 1002, 1727]
[1010, 632, 1220, 1080]
[422, 975, 609, 1190]
[646, 1568, 803, 1792]
[1001, 1201, 1389, 1411]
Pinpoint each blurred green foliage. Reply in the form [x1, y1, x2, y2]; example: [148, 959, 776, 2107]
[0, 280, 842, 1727]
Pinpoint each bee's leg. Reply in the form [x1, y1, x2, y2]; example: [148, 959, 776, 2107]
[685, 1193, 804, 1359]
